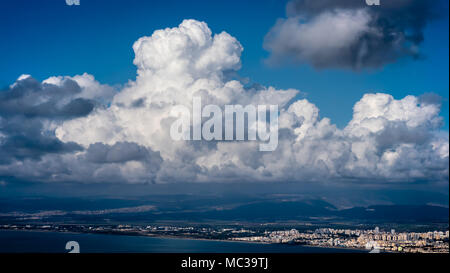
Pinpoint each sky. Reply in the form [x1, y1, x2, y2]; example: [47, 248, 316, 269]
[0, 0, 448, 204]
[0, 0, 448, 128]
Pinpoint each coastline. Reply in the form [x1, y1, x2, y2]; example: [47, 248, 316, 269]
[0, 228, 366, 253]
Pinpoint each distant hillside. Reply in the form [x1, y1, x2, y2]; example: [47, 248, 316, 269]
[0, 197, 448, 224]
[140, 201, 449, 223]
[338, 205, 449, 222]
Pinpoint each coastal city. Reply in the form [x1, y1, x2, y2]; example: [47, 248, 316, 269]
[1, 224, 448, 253]
[232, 227, 449, 253]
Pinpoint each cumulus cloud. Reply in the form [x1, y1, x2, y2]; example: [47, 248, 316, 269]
[0, 75, 96, 163]
[0, 73, 161, 183]
[264, 0, 445, 69]
[1, 75, 94, 119]
[85, 142, 162, 167]
[0, 19, 448, 185]
[43, 73, 117, 104]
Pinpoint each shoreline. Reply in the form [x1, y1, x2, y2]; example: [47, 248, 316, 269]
[0, 228, 367, 252]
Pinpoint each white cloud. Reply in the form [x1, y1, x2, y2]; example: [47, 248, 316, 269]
[0, 19, 448, 185]
[44, 73, 117, 104]
[55, 19, 297, 159]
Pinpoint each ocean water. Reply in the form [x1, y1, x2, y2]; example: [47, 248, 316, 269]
[0, 230, 366, 253]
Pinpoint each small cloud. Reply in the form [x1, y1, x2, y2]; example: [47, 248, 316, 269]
[264, 0, 446, 70]
[419, 93, 444, 106]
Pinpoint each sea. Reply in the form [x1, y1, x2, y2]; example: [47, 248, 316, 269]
[0, 230, 367, 253]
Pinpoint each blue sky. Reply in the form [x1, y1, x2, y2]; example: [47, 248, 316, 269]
[0, 0, 448, 207]
[0, 0, 448, 129]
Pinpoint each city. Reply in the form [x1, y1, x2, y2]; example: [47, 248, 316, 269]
[1, 224, 448, 253]
[233, 227, 449, 253]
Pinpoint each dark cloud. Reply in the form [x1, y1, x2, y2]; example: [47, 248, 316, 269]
[131, 98, 146, 108]
[85, 142, 162, 166]
[0, 76, 95, 164]
[0, 76, 95, 119]
[0, 128, 83, 163]
[375, 122, 432, 153]
[0, 75, 164, 184]
[265, 0, 446, 69]
[59, 98, 95, 118]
